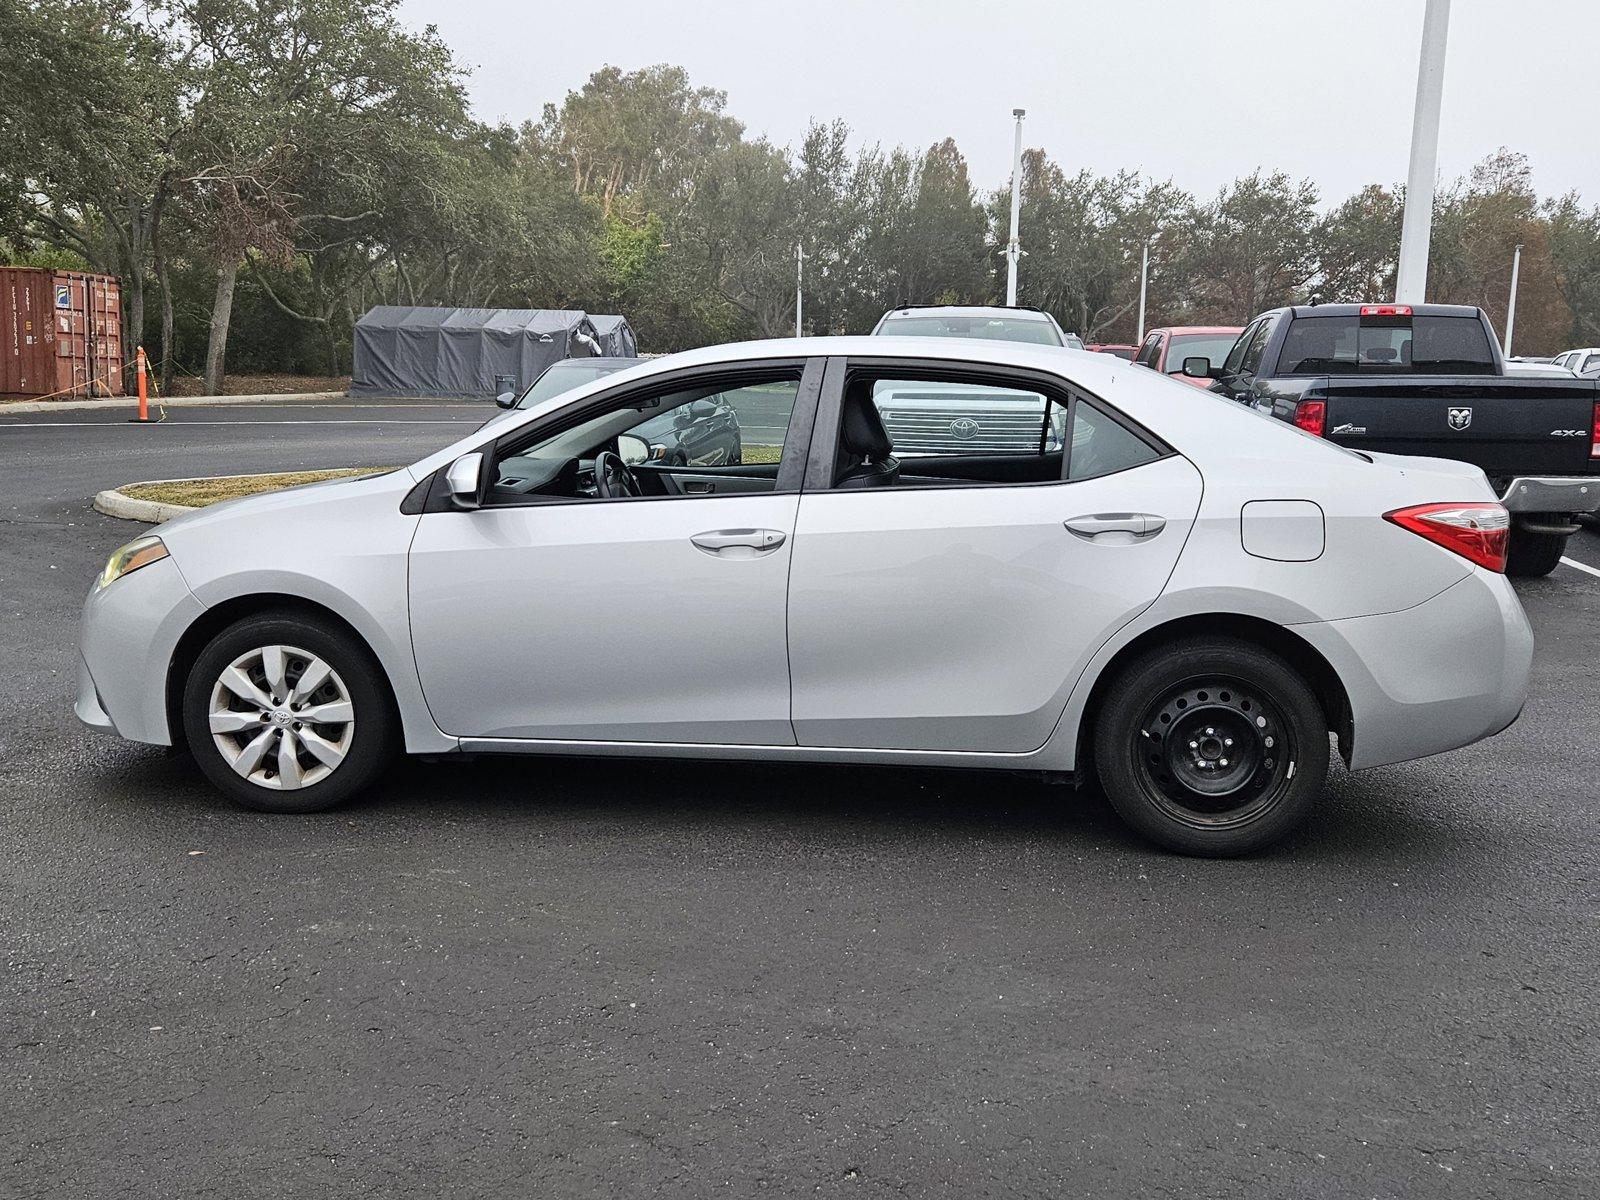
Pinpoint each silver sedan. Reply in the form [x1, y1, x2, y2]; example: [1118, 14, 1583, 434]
[77, 337, 1533, 856]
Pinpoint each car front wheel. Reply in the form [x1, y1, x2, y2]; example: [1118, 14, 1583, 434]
[1092, 636, 1330, 857]
[182, 613, 397, 813]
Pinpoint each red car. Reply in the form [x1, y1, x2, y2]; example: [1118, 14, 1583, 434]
[1086, 342, 1136, 360]
[1131, 326, 1244, 389]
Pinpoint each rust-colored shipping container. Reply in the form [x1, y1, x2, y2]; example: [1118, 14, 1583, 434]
[0, 267, 124, 398]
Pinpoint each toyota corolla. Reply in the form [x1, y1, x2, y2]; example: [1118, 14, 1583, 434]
[77, 337, 1532, 856]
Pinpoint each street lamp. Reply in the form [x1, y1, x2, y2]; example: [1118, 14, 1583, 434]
[1503, 243, 1522, 357]
[1005, 108, 1026, 306]
[1395, 0, 1452, 303]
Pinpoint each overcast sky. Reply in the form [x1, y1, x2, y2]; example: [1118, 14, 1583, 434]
[398, 0, 1599, 207]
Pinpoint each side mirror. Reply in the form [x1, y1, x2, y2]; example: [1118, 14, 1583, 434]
[494, 391, 517, 409]
[445, 452, 486, 510]
[1181, 356, 1220, 379]
[616, 433, 650, 467]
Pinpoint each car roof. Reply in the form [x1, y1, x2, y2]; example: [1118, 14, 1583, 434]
[879, 305, 1054, 322]
[1149, 326, 1244, 336]
[1283, 303, 1482, 318]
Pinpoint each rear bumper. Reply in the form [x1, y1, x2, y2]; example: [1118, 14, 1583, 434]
[1498, 475, 1600, 514]
[1291, 569, 1533, 771]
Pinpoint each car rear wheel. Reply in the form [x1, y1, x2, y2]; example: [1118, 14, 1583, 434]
[182, 613, 397, 813]
[1505, 526, 1567, 577]
[1092, 637, 1330, 857]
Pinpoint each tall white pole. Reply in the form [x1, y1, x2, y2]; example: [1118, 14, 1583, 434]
[1395, 0, 1452, 304]
[1136, 239, 1150, 343]
[1005, 108, 1026, 306]
[1503, 242, 1522, 357]
[795, 241, 804, 338]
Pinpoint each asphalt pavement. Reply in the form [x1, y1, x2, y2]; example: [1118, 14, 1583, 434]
[2, 398, 1598, 1198]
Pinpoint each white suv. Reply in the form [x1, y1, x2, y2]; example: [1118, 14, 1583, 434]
[869, 305, 1081, 454]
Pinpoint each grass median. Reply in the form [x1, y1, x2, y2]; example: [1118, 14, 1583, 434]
[122, 468, 392, 509]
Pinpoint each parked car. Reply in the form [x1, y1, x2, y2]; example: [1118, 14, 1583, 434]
[1131, 326, 1246, 389]
[1550, 348, 1600, 373]
[1087, 343, 1137, 360]
[872, 305, 1084, 349]
[487, 356, 742, 465]
[1181, 303, 1600, 576]
[868, 305, 1078, 453]
[79, 335, 1532, 857]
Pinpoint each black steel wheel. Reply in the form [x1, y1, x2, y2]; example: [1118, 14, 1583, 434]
[1094, 636, 1330, 856]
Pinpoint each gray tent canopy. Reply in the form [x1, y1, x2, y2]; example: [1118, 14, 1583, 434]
[588, 314, 638, 357]
[350, 307, 603, 399]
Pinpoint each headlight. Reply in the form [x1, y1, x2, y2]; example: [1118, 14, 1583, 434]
[98, 535, 169, 589]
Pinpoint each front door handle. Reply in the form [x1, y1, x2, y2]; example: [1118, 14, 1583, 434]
[690, 528, 787, 555]
[1064, 513, 1166, 542]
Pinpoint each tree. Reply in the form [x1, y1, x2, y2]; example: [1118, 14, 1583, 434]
[1177, 170, 1320, 322]
[1314, 184, 1402, 303]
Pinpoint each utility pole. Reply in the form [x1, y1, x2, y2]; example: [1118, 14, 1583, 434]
[1395, 0, 1452, 303]
[795, 241, 804, 338]
[1503, 242, 1523, 357]
[1005, 108, 1026, 306]
[1136, 240, 1151, 344]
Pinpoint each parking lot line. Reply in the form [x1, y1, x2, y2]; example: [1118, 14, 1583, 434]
[1559, 556, 1600, 579]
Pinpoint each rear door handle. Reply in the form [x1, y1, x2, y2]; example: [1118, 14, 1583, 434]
[1064, 513, 1166, 541]
[690, 528, 787, 555]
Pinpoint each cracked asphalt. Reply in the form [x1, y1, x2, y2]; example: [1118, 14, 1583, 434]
[2, 398, 1598, 1198]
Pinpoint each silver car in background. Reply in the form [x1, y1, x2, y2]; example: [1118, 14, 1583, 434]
[77, 337, 1532, 856]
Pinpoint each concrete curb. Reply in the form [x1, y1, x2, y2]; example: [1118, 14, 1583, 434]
[93, 468, 370, 525]
[5, 390, 347, 415]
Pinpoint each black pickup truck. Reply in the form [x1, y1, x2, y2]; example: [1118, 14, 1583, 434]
[1181, 303, 1600, 575]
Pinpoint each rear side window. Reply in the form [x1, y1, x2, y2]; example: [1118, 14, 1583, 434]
[1067, 402, 1162, 481]
[1278, 314, 1496, 375]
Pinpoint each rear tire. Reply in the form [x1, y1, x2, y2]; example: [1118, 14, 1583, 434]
[1505, 527, 1567, 578]
[1092, 636, 1330, 857]
[182, 612, 398, 814]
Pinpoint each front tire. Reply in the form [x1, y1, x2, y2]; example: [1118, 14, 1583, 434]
[1092, 637, 1330, 857]
[1505, 526, 1567, 577]
[182, 612, 398, 813]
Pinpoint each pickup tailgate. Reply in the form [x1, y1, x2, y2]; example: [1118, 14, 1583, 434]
[1316, 376, 1600, 477]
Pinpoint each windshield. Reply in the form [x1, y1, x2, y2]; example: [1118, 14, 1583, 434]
[1166, 333, 1240, 372]
[517, 361, 631, 409]
[877, 314, 1063, 346]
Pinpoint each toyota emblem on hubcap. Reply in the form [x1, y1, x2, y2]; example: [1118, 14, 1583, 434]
[950, 417, 980, 440]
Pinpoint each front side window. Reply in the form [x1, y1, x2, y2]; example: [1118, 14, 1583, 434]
[1222, 321, 1260, 376]
[1134, 334, 1162, 367]
[1238, 319, 1276, 375]
[489, 371, 801, 503]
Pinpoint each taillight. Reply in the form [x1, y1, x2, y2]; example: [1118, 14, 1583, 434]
[1590, 400, 1599, 459]
[1294, 399, 1326, 436]
[1384, 503, 1510, 572]
[1359, 304, 1413, 317]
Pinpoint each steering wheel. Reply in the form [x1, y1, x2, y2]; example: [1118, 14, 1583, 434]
[592, 449, 641, 499]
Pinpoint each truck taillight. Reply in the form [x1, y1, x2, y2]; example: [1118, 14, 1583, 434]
[1384, 503, 1510, 573]
[1293, 399, 1326, 436]
[1591, 400, 1600, 459]
[1359, 304, 1412, 317]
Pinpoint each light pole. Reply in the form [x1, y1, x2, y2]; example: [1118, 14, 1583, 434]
[1503, 242, 1522, 357]
[795, 241, 804, 338]
[1395, 0, 1452, 303]
[1136, 239, 1151, 344]
[1005, 108, 1026, 306]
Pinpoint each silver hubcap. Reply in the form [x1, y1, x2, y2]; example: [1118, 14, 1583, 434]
[208, 644, 354, 790]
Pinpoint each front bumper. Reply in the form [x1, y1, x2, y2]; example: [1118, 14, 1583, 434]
[76, 556, 205, 745]
[1498, 475, 1600, 514]
[1292, 568, 1533, 771]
